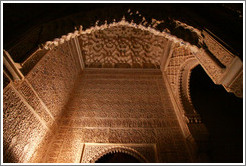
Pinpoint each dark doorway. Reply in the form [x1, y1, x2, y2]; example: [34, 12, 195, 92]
[189, 65, 243, 162]
[95, 152, 141, 163]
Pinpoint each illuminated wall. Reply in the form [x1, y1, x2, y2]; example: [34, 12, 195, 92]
[42, 68, 192, 163]
[3, 42, 82, 163]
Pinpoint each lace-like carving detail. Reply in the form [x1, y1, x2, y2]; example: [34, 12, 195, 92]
[79, 25, 167, 68]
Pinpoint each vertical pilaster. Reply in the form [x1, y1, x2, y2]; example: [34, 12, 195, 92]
[3, 50, 24, 81]
[161, 41, 175, 72]
[160, 40, 172, 71]
[73, 36, 85, 70]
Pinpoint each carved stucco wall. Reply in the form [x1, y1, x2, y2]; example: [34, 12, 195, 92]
[3, 42, 82, 163]
[3, 84, 47, 163]
[24, 42, 81, 120]
[165, 44, 196, 97]
[202, 30, 235, 67]
[40, 69, 192, 163]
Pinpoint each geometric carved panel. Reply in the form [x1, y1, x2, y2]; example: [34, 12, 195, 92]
[43, 68, 191, 163]
[78, 25, 167, 68]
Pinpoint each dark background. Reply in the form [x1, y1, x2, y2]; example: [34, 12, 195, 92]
[3, 3, 244, 163]
[190, 65, 243, 163]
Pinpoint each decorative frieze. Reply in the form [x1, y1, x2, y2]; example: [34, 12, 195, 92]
[194, 49, 225, 84]
[202, 29, 235, 67]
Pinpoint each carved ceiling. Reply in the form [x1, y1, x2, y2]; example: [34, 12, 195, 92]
[78, 25, 168, 68]
[39, 12, 202, 70]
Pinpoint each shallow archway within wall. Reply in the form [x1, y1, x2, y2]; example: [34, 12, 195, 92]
[189, 65, 243, 162]
[95, 152, 141, 163]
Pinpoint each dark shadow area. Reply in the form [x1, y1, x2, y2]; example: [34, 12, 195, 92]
[190, 65, 243, 163]
[95, 152, 141, 163]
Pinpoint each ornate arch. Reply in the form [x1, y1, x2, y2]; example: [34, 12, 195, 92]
[177, 58, 201, 123]
[175, 58, 210, 162]
[88, 146, 149, 163]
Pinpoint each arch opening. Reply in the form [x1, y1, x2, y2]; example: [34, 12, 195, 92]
[87, 146, 149, 163]
[189, 65, 243, 162]
[178, 58, 199, 117]
[95, 152, 141, 163]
